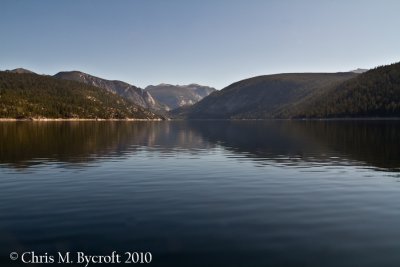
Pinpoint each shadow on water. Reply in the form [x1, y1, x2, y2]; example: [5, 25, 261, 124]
[0, 120, 399, 171]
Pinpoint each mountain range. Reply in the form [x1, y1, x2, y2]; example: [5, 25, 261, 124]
[0, 68, 215, 119]
[54, 71, 215, 113]
[1, 61, 400, 120]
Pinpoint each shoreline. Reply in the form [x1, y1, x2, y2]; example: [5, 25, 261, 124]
[169, 117, 400, 121]
[0, 118, 164, 122]
[1, 117, 399, 122]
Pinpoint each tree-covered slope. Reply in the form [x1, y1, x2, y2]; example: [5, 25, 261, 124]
[0, 72, 162, 119]
[285, 62, 400, 118]
[178, 72, 358, 119]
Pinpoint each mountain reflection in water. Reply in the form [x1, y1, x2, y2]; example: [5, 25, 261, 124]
[1, 120, 399, 171]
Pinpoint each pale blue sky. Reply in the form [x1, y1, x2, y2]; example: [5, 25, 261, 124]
[1, 0, 400, 89]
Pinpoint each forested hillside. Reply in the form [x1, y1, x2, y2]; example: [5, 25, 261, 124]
[284, 62, 400, 118]
[0, 72, 162, 119]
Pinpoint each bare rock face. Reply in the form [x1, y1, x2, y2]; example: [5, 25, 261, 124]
[54, 71, 166, 111]
[145, 83, 216, 111]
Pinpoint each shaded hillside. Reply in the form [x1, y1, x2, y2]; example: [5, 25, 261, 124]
[0, 72, 162, 119]
[145, 83, 215, 110]
[284, 62, 400, 118]
[54, 71, 166, 111]
[178, 72, 357, 119]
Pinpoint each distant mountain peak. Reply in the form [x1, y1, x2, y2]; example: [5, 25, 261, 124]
[351, 68, 369, 73]
[145, 83, 216, 110]
[149, 83, 215, 89]
[6, 68, 36, 74]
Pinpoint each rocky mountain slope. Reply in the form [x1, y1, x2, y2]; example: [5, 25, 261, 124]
[54, 71, 166, 111]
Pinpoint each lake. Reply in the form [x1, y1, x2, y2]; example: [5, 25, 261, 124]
[1, 120, 400, 267]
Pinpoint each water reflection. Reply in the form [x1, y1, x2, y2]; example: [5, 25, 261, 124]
[1, 120, 400, 267]
[0, 121, 212, 168]
[188, 120, 400, 171]
[1, 120, 399, 170]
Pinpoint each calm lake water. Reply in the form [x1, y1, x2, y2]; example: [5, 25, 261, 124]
[1, 121, 400, 267]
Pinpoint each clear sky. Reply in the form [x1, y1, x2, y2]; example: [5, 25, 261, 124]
[1, 0, 400, 89]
